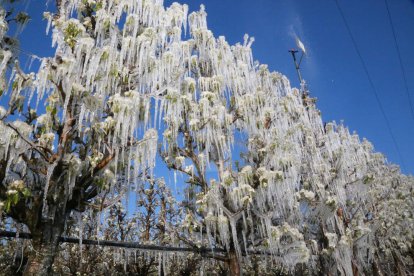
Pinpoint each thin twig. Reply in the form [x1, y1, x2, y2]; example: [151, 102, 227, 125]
[6, 123, 52, 163]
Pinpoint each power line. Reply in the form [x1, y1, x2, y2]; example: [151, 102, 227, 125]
[384, 0, 414, 121]
[333, 0, 406, 171]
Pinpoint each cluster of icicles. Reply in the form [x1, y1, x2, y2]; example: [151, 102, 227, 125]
[0, 8, 11, 90]
[0, 7, 33, 200]
[0, 0, 413, 273]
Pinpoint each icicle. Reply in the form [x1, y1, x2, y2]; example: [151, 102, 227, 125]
[41, 161, 58, 219]
[44, 12, 53, 35]
[0, 50, 11, 73]
[229, 216, 242, 261]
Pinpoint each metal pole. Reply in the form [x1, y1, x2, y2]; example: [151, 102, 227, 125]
[288, 49, 303, 83]
[0, 230, 277, 257]
[0, 230, 224, 253]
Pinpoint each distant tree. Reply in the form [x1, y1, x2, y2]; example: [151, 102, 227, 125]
[53, 178, 178, 276]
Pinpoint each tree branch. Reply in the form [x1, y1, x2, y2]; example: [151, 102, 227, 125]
[6, 123, 52, 163]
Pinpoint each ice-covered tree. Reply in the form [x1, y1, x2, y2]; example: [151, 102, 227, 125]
[0, 0, 159, 274]
[0, 0, 413, 275]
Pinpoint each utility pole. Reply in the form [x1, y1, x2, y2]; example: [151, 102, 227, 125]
[288, 48, 304, 84]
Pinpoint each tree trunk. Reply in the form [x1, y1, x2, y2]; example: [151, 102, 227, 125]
[392, 250, 407, 276]
[351, 259, 359, 276]
[159, 196, 167, 276]
[23, 216, 66, 275]
[372, 256, 384, 276]
[24, 240, 60, 275]
[228, 251, 241, 276]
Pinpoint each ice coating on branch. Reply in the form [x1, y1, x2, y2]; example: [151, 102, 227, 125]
[41, 161, 58, 219]
[0, 8, 12, 92]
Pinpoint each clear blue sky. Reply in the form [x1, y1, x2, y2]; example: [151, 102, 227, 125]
[11, 0, 414, 175]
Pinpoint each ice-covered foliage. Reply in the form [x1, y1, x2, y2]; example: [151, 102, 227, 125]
[0, 0, 413, 275]
[0, 0, 163, 222]
[0, 8, 12, 92]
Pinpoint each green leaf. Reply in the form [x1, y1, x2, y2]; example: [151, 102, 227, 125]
[22, 188, 31, 198]
[11, 81, 18, 90]
[11, 193, 19, 205]
[96, 1, 103, 10]
[5, 200, 11, 213]
[51, 107, 57, 117]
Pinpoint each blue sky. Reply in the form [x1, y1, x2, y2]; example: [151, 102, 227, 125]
[8, 0, 414, 175]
